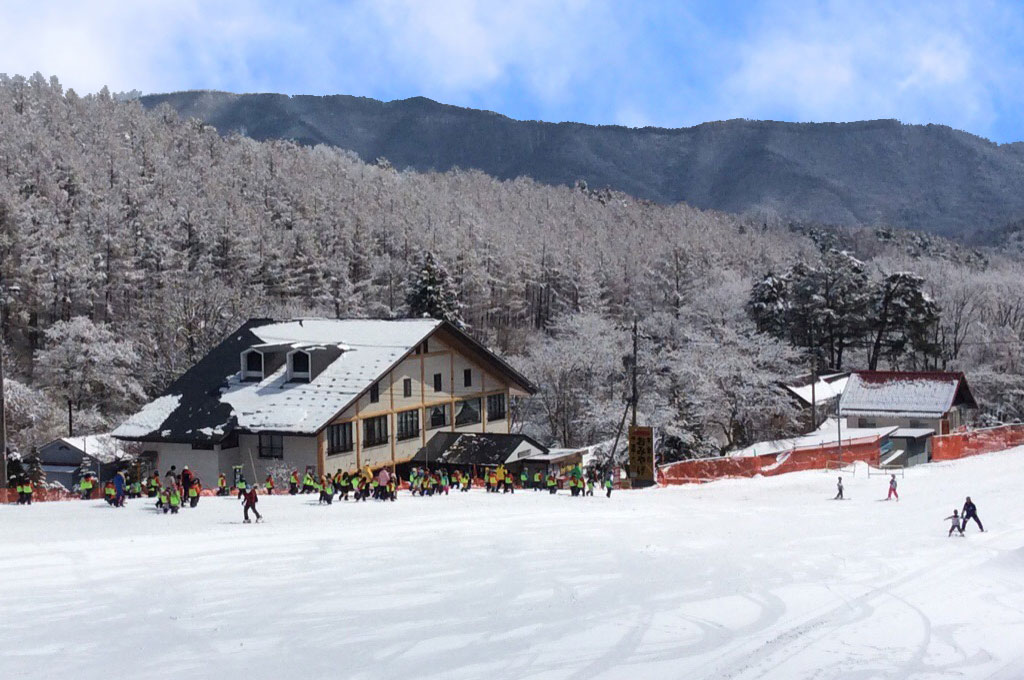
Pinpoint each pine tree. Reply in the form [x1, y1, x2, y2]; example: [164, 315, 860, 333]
[405, 251, 466, 328]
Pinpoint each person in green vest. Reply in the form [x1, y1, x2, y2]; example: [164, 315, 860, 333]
[533, 471, 541, 491]
[519, 470, 527, 489]
[318, 475, 332, 505]
[236, 476, 247, 500]
[546, 473, 557, 495]
[217, 473, 229, 496]
[104, 480, 116, 505]
[129, 478, 142, 499]
[79, 474, 94, 501]
[168, 486, 181, 514]
[186, 479, 198, 507]
[265, 473, 275, 495]
[302, 472, 315, 494]
[586, 477, 595, 497]
[148, 472, 161, 498]
[604, 475, 613, 498]
[158, 488, 170, 513]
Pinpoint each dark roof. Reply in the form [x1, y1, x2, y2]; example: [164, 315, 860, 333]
[411, 432, 548, 466]
[115, 319, 270, 444]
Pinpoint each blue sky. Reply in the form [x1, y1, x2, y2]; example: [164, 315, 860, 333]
[2, 0, 1023, 142]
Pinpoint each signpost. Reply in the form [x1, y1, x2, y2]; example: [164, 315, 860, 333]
[628, 425, 655, 485]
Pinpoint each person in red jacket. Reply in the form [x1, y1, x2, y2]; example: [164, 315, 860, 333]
[241, 486, 262, 523]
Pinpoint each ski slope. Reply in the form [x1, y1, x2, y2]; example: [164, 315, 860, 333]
[3, 450, 1024, 680]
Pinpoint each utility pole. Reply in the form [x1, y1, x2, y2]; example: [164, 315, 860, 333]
[810, 357, 818, 431]
[0, 337, 7, 489]
[631, 317, 639, 427]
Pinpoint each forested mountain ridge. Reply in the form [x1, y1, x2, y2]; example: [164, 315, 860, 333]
[3, 74, 1024, 466]
[140, 90, 1024, 241]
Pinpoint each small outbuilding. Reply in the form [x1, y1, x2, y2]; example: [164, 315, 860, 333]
[35, 434, 141, 488]
[838, 371, 978, 464]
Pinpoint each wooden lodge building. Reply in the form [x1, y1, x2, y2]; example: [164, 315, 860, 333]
[114, 318, 536, 485]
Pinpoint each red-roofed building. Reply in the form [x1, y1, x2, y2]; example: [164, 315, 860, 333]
[839, 371, 977, 464]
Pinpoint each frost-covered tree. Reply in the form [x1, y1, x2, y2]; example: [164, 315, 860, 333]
[405, 251, 466, 328]
[866, 272, 941, 370]
[35, 317, 145, 427]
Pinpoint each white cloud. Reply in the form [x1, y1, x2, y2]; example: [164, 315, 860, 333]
[716, 1, 1020, 134]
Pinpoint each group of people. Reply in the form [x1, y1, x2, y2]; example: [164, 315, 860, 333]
[12, 476, 34, 504]
[945, 497, 985, 536]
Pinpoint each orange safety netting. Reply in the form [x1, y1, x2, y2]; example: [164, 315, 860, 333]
[931, 424, 1024, 461]
[658, 435, 883, 486]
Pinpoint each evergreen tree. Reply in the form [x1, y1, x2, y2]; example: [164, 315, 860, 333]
[405, 251, 466, 328]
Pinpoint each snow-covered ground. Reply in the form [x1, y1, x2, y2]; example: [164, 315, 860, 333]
[3, 450, 1024, 680]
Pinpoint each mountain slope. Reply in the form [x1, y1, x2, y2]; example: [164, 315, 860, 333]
[141, 91, 1024, 239]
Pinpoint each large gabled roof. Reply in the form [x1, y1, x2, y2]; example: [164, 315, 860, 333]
[114, 318, 535, 444]
[838, 371, 977, 419]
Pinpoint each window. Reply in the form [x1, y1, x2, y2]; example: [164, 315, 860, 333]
[327, 423, 354, 455]
[403, 378, 413, 398]
[191, 442, 215, 450]
[464, 369, 472, 387]
[428, 404, 449, 430]
[455, 398, 481, 426]
[258, 433, 283, 459]
[433, 373, 443, 392]
[290, 351, 310, 382]
[487, 393, 506, 421]
[363, 415, 388, 447]
[397, 409, 420, 440]
[370, 382, 380, 403]
[245, 351, 262, 373]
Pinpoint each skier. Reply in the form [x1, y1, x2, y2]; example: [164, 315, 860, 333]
[79, 474, 94, 500]
[586, 477, 595, 497]
[236, 475, 248, 500]
[113, 469, 126, 507]
[129, 477, 142, 499]
[180, 466, 193, 501]
[887, 475, 899, 501]
[167, 485, 181, 514]
[533, 471, 541, 490]
[961, 497, 984, 532]
[148, 472, 161, 498]
[217, 473, 228, 496]
[289, 469, 300, 495]
[265, 474, 275, 495]
[546, 473, 557, 495]
[604, 474, 613, 498]
[319, 474, 333, 505]
[242, 484, 262, 523]
[103, 480, 116, 505]
[188, 478, 201, 508]
[158, 487, 170, 513]
[163, 467, 178, 495]
[944, 509, 965, 537]
[834, 476, 844, 500]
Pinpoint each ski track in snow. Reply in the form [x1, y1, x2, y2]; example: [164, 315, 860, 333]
[3, 451, 1024, 680]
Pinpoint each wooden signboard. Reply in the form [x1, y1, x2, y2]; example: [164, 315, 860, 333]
[628, 425, 654, 483]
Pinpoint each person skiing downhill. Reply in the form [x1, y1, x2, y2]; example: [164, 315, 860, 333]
[961, 497, 984, 532]
[242, 485, 262, 523]
[834, 476, 844, 500]
[887, 475, 899, 501]
[944, 510, 965, 537]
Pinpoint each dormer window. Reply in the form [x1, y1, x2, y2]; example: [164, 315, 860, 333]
[241, 350, 264, 381]
[289, 350, 311, 382]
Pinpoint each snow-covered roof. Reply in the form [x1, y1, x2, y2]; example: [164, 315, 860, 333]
[839, 371, 976, 419]
[729, 418, 898, 458]
[220, 319, 440, 433]
[115, 318, 535, 443]
[890, 427, 935, 439]
[58, 434, 134, 464]
[516, 447, 583, 464]
[783, 373, 849, 406]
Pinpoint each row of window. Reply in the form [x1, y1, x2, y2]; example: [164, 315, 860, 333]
[258, 395, 508, 459]
[367, 370, 479, 404]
